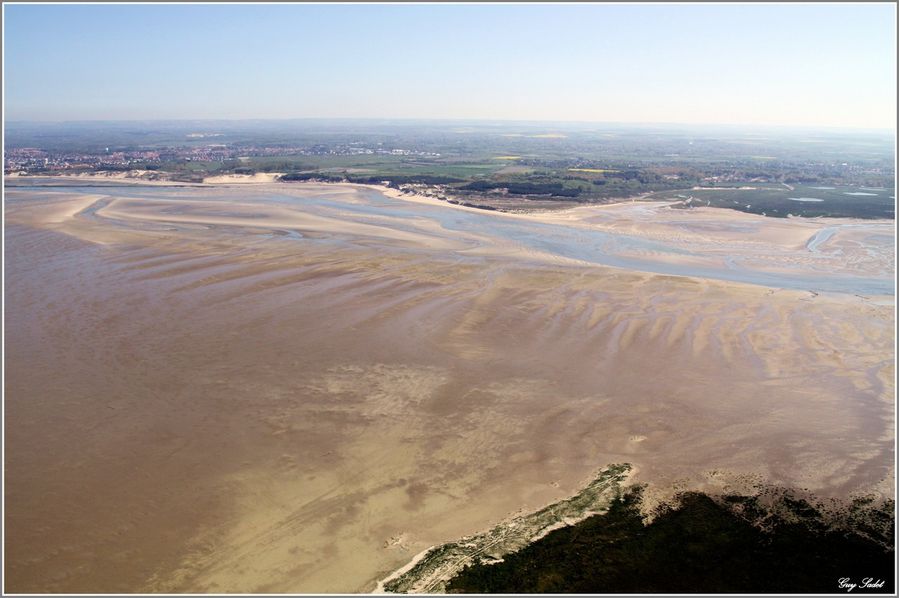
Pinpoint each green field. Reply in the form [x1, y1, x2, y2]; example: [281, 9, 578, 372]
[240, 154, 505, 179]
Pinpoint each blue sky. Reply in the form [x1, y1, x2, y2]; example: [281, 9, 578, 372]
[4, 3, 896, 129]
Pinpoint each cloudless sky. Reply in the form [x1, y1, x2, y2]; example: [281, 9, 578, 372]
[3, 3, 896, 129]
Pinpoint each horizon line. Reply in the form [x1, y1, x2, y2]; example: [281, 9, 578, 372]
[4, 117, 896, 134]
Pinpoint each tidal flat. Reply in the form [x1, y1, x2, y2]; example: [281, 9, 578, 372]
[4, 181, 895, 592]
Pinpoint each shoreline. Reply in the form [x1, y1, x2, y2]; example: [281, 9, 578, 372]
[7, 172, 895, 228]
[372, 464, 636, 594]
[6, 174, 895, 300]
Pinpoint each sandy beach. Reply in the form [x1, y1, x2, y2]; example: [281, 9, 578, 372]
[4, 180, 894, 592]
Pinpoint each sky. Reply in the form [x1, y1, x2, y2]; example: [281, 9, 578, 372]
[3, 3, 896, 130]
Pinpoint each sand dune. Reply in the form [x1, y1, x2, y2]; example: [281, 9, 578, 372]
[4, 183, 894, 592]
[203, 173, 284, 184]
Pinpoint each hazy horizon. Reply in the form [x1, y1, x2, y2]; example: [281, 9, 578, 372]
[4, 3, 896, 130]
[4, 116, 895, 136]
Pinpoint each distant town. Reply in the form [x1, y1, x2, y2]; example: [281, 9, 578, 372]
[5, 141, 440, 174]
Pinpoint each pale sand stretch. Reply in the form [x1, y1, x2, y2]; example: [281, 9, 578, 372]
[202, 172, 285, 184]
[13, 173, 896, 276]
[6, 171, 188, 186]
[6, 171, 282, 186]
[4, 182, 894, 593]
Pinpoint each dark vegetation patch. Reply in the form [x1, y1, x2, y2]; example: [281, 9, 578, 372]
[461, 180, 583, 198]
[280, 172, 345, 183]
[651, 185, 895, 219]
[447, 486, 894, 594]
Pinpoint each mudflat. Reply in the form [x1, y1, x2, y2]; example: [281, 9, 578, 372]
[4, 182, 894, 592]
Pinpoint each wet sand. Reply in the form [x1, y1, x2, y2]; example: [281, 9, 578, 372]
[4, 182, 895, 592]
